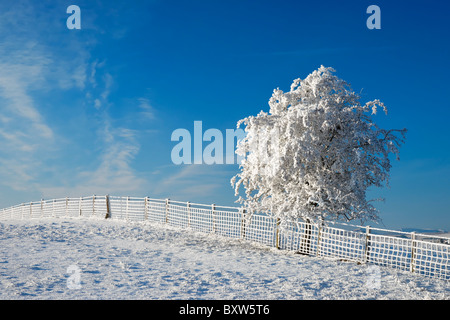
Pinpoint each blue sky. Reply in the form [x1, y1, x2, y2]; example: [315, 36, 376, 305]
[0, 0, 449, 230]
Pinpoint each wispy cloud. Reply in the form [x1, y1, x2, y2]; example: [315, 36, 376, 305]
[0, 1, 159, 205]
[138, 98, 156, 120]
[36, 59, 149, 198]
[0, 41, 56, 194]
[0, 72, 53, 139]
[0, 2, 86, 196]
[41, 119, 146, 198]
[153, 164, 235, 202]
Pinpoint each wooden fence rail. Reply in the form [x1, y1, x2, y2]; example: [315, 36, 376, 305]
[1, 195, 449, 281]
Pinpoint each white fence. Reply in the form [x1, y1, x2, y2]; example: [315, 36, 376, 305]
[1, 195, 449, 281]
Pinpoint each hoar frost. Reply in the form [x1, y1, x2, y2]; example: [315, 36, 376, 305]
[231, 66, 406, 227]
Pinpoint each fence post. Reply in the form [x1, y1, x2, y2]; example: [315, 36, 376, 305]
[105, 195, 111, 219]
[316, 225, 322, 257]
[79, 197, 82, 216]
[276, 218, 281, 249]
[65, 197, 69, 216]
[52, 199, 55, 217]
[410, 232, 416, 273]
[165, 198, 170, 224]
[144, 197, 149, 221]
[240, 208, 246, 240]
[40, 199, 44, 217]
[30, 202, 32, 218]
[212, 204, 216, 233]
[364, 226, 371, 263]
[92, 195, 96, 217]
[126, 196, 129, 220]
[187, 201, 191, 227]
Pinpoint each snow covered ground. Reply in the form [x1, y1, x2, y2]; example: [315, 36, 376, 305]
[0, 217, 448, 300]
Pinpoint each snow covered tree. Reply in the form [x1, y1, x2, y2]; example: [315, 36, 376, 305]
[231, 66, 406, 227]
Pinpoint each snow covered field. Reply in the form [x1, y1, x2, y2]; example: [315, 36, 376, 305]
[0, 217, 448, 300]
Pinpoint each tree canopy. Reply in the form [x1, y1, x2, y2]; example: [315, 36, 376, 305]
[231, 66, 407, 226]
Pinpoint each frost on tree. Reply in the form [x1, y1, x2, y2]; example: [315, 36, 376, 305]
[231, 66, 406, 227]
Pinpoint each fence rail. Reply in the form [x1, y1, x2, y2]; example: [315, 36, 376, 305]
[1, 195, 449, 281]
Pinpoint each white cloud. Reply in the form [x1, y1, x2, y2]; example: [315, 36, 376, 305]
[0, 1, 91, 196]
[101, 73, 114, 101]
[0, 64, 53, 139]
[0, 1, 158, 205]
[40, 122, 146, 198]
[138, 98, 156, 120]
[85, 63, 115, 110]
[0, 62, 55, 188]
[153, 164, 234, 202]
